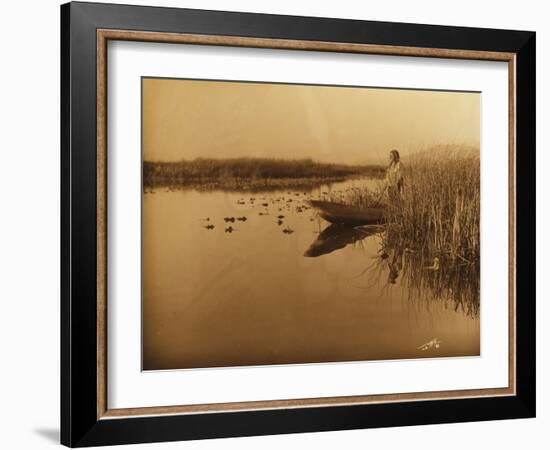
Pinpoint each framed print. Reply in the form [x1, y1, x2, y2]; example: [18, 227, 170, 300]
[61, 2, 536, 447]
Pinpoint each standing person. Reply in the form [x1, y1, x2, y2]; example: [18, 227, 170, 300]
[386, 149, 404, 203]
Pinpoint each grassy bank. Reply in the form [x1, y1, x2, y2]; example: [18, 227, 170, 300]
[331, 148, 480, 263]
[384, 152, 480, 264]
[354, 149, 481, 315]
[143, 158, 384, 189]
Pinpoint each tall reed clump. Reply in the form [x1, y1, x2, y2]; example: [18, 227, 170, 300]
[384, 149, 480, 264]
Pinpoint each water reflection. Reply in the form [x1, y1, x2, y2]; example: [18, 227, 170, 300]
[304, 224, 380, 257]
[142, 177, 480, 370]
[377, 243, 480, 318]
[304, 222, 480, 319]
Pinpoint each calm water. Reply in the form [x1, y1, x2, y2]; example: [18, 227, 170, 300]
[143, 178, 479, 370]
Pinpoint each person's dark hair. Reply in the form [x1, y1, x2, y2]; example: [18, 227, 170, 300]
[389, 149, 400, 167]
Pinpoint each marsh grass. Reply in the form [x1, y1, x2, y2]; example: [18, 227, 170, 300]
[334, 148, 480, 263]
[143, 157, 384, 190]
[376, 248, 480, 318]
[322, 183, 387, 208]
[337, 147, 480, 315]
[384, 150, 480, 263]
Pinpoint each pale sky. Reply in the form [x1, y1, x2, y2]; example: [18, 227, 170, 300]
[143, 78, 480, 164]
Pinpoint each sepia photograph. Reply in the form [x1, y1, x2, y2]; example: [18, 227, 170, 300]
[141, 77, 481, 371]
[57, 2, 536, 445]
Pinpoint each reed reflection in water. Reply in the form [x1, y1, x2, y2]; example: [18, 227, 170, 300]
[142, 178, 479, 370]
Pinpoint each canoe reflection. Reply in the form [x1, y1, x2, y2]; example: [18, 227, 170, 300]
[304, 224, 380, 257]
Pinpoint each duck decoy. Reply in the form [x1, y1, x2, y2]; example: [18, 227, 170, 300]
[424, 257, 440, 271]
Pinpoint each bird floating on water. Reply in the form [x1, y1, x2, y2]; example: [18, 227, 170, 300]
[204, 224, 215, 230]
[424, 257, 440, 271]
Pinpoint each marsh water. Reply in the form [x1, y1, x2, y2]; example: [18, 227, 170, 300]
[143, 178, 480, 370]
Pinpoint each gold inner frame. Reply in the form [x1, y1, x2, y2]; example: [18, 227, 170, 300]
[96, 29, 517, 420]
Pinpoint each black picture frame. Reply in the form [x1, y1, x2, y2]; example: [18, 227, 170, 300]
[61, 1, 536, 447]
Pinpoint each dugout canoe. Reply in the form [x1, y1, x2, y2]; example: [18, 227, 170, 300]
[309, 200, 385, 226]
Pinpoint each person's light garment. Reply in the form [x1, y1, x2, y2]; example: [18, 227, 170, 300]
[386, 161, 403, 190]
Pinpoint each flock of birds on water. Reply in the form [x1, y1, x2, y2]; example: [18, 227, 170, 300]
[145, 185, 444, 276]
[194, 188, 441, 272]
[197, 190, 323, 234]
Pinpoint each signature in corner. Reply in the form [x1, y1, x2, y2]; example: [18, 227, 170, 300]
[417, 338, 442, 351]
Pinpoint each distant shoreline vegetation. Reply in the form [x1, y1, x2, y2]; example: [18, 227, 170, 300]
[143, 158, 385, 190]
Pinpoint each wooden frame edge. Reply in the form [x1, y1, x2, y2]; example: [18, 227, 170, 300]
[98, 28, 515, 61]
[97, 29, 108, 418]
[100, 387, 515, 419]
[96, 28, 517, 420]
[508, 55, 517, 396]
